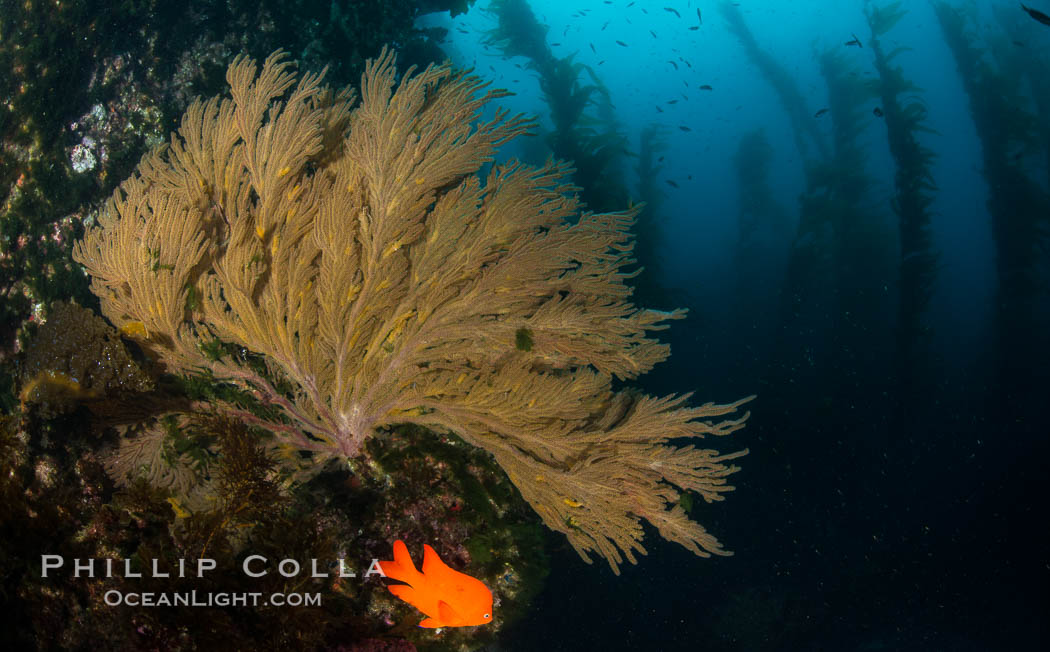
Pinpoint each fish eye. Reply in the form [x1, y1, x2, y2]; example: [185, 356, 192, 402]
[484, 613, 490, 619]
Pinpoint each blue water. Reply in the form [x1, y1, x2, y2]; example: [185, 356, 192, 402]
[426, 0, 1007, 356]
[421, 1, 1049, 649]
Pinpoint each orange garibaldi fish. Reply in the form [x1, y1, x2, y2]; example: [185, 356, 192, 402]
[379, 540, 494, 628]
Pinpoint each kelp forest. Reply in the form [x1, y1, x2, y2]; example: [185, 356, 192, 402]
[482, 2, 1048, 645]
[1, 0, 1047, 649]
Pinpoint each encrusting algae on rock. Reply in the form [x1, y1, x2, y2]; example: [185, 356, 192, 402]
[18, 302, 153, 415]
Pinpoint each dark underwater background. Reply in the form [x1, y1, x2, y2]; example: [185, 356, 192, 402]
[1, 0, 1047, 650]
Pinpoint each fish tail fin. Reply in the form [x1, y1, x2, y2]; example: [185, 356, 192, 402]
[393, 539, 416, 571]
[387, 583, 420, 604]
[379, 539, 422, 584]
